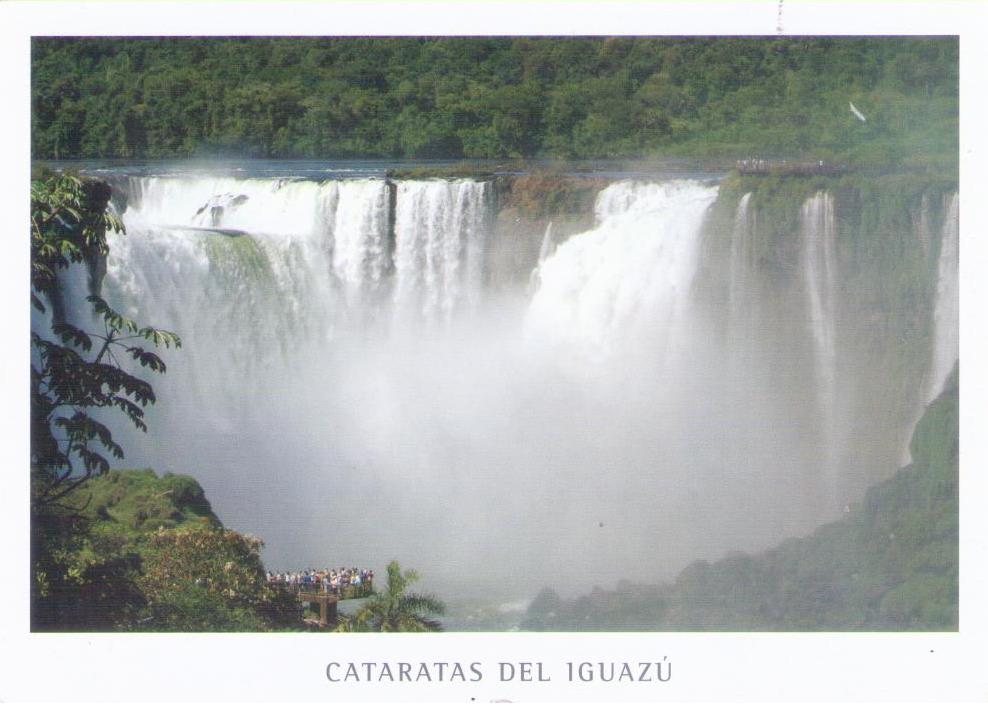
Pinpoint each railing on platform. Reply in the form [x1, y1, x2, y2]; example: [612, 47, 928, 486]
[736, 159, 849, 176]
[269, 580, 374, 601]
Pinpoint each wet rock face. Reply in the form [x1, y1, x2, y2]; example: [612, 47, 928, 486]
[82, 178, 113, 213]
[495, 174, 607, 221]
[194, 193, 250, 226]
[488, 175, 608, 289]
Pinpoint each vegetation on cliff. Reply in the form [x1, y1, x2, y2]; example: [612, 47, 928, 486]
[33, 468, 301, 631]
[522, 366, 958, 631]
[29, 173, 295, 631]
[33, 37, 956, 165]
[29, 173, 445, 632]
[32, 469, 300, 631]
[31, 171, 191, 629]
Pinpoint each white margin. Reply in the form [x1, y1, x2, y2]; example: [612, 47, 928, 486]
[1, 1, 986, 703]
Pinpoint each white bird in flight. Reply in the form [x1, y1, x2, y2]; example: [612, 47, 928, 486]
[849, 101, 867, 122]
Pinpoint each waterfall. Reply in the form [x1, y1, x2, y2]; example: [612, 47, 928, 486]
[108, 175, 495, 336]
[392, 180, 490, 323]
[802, 192, 838, 400]
[800, 192, 839, 487]
[526, 180, 718, 358]
[329, 180, 391, 305]
[528, 221, 556, 293]
[61, 169, 947, 602]
[912, 193, 934, 257]
[728, 192, 755, 346]
[102, 174, 499, 416]
[898, 192, 959, 467]
[118, 175, 338, 238]
[115, 175, 393, 298]
[537, 221, 555, 264]
[926, 193, 959, 404]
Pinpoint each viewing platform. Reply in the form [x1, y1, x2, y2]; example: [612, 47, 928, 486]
[736, 159, 849, 176]
[270, 579, 375, 627]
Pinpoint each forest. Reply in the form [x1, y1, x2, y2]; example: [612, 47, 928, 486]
[32, 37, 957, 166]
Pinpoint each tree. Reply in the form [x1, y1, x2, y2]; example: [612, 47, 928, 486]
[31, 171, 180, 628]
[338, 560, 445, 632]
[31, 172, 181, 512]
[29, 175, 305, 633]
[137, 525, 299, 631]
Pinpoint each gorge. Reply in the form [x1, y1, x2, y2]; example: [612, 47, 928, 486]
[52, 163, 958, 620]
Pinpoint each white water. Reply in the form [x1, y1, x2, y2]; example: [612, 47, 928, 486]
[537, 221, 555, 264]
[122, 175, 337, 237]
[117, 175, 392, 299]
[801, 192, 838, 410]
[927, 193, 959, 404]
[329, 180, 391, 306]
[727, 192, 755, 347]
[899, 192, 959, 466]
[527, 181, 717, 360]
[392, 180, 489, 324]
[527, 221, 556, 293]
[79, 174, 947, 606]
[800, 192, 840, 488]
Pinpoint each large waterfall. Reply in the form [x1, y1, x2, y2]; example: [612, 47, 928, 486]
[71, 171, 956, 605]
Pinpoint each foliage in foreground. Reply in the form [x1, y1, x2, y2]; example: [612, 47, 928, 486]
[137, 524, 299, 631]
[335, 560, 445, 632]
[31, 172, 180, 511]
[31, 171, 186, 629]
[523, 366, 958, 631]
[29, 174, 437, 632]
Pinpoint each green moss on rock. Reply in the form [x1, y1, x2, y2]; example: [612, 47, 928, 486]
[70, 468, 220, 536]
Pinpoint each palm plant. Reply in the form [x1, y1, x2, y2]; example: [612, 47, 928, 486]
[340, 561, 444, 632]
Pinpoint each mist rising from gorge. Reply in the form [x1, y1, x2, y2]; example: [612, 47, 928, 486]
[82, 170, 958, 603]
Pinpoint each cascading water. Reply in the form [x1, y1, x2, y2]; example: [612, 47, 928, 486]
[800, 192, 840, 489]
[537, 221, 555, 264]
[115, 175, 392, 297]
[527, 221, 556, 293]
[526, 180, 718, 360]
[727, 192, 755, 349]
[66, 170, 953, 611]
[896, 192, 960, 467]
[104, 177, 353, 425]
[119, 175, 338, 237]
[329, 180, 391, 306]
[519, 179, 851, 588]
[392, 180, 489, 324]
[926, 193, 959, 404]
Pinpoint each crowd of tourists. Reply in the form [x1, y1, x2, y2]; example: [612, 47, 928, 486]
[267, 567, 373, 594]
[736, 157, 847, 176]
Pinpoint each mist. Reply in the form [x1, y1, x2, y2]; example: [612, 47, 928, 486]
[93, 172, 953, 605]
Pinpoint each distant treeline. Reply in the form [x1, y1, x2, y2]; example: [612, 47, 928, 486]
[32, 37, 957, 164]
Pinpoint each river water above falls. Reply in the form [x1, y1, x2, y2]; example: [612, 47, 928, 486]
[58, 163, 957, 606]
